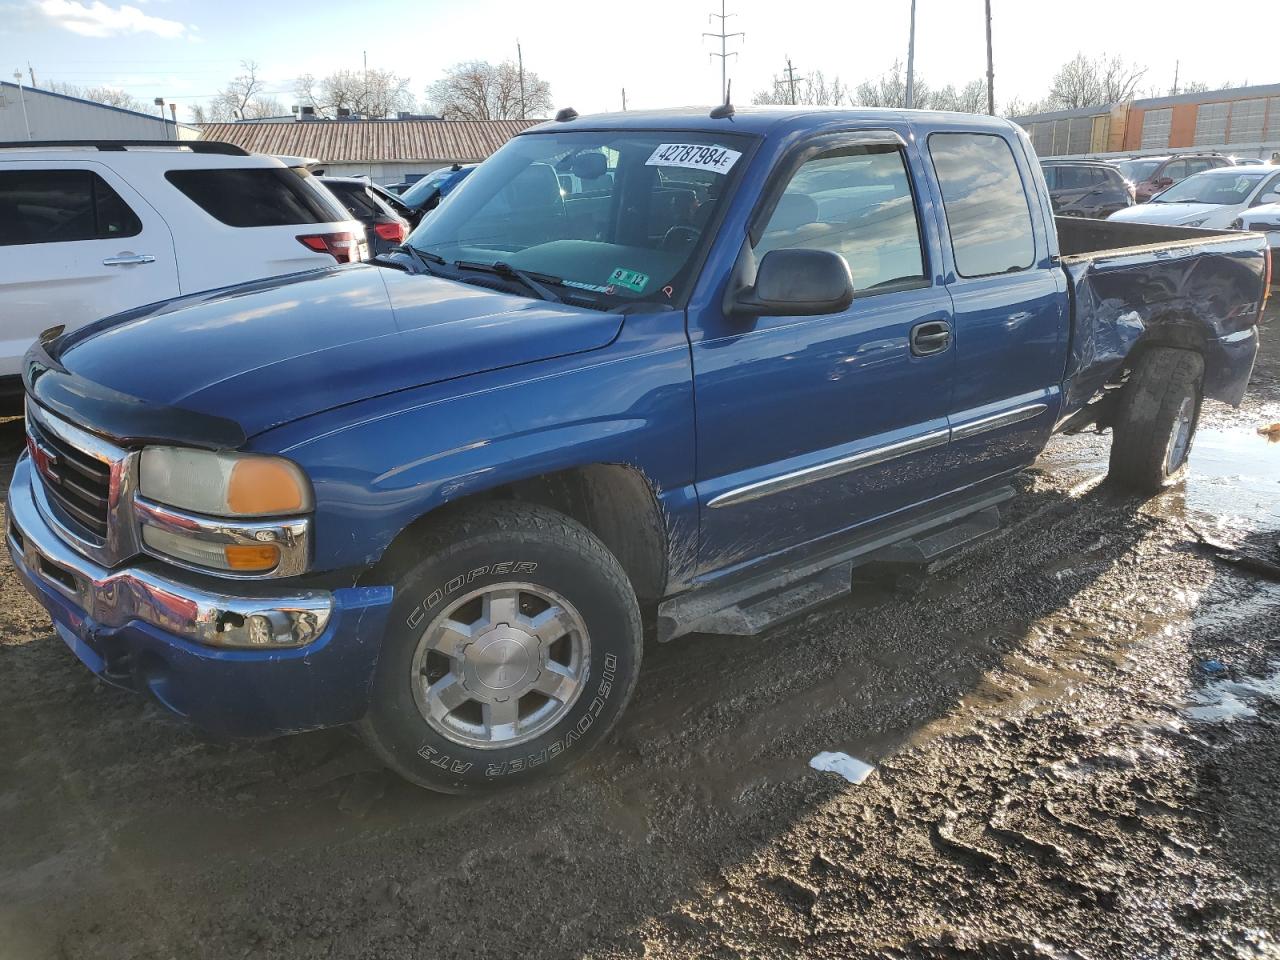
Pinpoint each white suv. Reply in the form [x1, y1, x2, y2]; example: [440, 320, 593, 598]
[0, 140, 367, 406]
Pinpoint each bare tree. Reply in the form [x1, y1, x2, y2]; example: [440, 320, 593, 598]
[932, 79, 988, 114]
[1002, 95, 1051, 118]
[1097, 54, 1147, 104]
[425, 60, 552, 120]
[197, 60, 284, 122]
[751, 69, 848, 106]
[46, 81, 144, 111]
[1047, 52, 1145, 110]
[295, 68, 415, 118]
[851, 60, 927, 109]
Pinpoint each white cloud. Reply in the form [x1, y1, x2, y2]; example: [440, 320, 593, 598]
[33, 0, 187, 38]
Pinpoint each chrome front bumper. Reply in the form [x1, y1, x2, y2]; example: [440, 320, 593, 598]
[8, 456, 332, 648]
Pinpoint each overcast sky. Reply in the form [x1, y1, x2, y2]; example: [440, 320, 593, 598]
[0, 0, 1261, 121]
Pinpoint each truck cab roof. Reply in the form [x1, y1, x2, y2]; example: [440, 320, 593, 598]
[523, 106, 1021, 138]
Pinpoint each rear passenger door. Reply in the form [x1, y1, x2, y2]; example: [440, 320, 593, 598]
[926, 132, 1067, 487]
[691, 130, 957, 575]
[0, 161, 179, 377]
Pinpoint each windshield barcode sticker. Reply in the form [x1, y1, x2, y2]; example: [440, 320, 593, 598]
[646, 143, 741, 174]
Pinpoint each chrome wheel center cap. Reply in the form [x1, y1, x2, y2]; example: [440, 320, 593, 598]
[462, 629, 539, 698]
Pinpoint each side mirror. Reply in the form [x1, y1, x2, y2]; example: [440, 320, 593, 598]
[730, 248, 854, 318]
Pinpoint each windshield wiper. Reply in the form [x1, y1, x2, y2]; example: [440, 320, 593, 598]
[454, 260, 564, 304]
[392, 244, 446, 274]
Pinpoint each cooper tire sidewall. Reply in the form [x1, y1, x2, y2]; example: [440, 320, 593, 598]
[364, 533, 640, 792]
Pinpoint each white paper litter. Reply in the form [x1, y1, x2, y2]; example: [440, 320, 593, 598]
[809, 751, 875, 784]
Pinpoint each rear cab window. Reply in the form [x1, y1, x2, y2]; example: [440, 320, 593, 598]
[0, 169, 141, 247]
[928, 132, 1037, 278]
[165, 166, 344, 227]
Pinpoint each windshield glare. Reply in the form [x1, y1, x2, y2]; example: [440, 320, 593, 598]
[1154, 171, 1267, 204]
[408, 130, 752, 304]
[1115, 159, 1159, 181]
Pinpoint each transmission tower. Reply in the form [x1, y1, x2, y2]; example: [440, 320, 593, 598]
[703, 1, 743, 104]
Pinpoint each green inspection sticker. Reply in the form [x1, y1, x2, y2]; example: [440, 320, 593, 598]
[608, 267, 649, 293]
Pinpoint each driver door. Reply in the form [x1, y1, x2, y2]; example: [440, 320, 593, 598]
[689, 130, 957, 578]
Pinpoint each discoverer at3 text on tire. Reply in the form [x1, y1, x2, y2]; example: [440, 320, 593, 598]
[358, 503, 643, 793]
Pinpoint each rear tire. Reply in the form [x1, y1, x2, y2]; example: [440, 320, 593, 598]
[1108, 346, 1204, 494]
[359, 502, 642, 793]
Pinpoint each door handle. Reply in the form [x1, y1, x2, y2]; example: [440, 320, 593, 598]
[910, 320, 952, 357]
[102, 254, 155, 267]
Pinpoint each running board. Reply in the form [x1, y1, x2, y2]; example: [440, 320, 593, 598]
[657, 485, 1014, 642]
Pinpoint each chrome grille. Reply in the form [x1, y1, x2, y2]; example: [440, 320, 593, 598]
[28, 414, 111, 538]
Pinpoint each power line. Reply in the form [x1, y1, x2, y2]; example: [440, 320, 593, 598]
[702, 0, 743, 105]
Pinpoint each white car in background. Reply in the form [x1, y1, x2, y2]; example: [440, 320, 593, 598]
[1234, 201, 1280, 268]
[1107, 164, 1280, 230]
[0, 140, 366, 409]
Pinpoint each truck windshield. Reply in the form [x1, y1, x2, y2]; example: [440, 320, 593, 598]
[408, 130, 753, 304]
[1153, 171, 1269, 204]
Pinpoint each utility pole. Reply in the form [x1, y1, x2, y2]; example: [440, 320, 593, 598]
[703, 0, 743, 104]
[783, 57, 806, 105]
[517, 41, 526, 120]
[985, 0, 995, 115]
[905, 0, 918, 109]
[621, 87, 627, 111]
[154, 96, 167, 139]
[27, 62, 35, 87]
[1171, 59, 1180, 96]
[13, 70, 31, 139]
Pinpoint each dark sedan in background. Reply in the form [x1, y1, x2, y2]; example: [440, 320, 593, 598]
[318, 176, 411, 255]
[1041, 159, 1134, 219]
[397, 163, 475, 226]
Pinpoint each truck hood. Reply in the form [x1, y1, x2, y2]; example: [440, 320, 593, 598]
[1108, 202, 1234, 227]
[49, 265, 623, 439]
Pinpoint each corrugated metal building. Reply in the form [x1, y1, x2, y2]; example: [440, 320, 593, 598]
[197, 118, 541, 183]
[0, 81, 196, 142]
[1015, 83, 1280, 161]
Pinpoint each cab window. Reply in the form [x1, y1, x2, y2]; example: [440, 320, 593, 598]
[928, 132, 1036, 278]
[756, 144, 927, 294]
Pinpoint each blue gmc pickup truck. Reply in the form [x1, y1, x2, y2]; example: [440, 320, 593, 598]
[9, 108, 1270, 792]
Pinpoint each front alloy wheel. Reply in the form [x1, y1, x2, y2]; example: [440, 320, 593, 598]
[359, 502, 642, 793]
[413, 584, 591, 749]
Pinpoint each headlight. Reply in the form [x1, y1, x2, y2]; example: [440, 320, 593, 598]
[1231, 218, 1244, 230]
[1182, 217, 1208, 227]
[137, 448, 313, 577]
[139, 447, 312, 517]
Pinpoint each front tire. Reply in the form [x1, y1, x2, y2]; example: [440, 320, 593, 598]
[359, 502, 642, 793]
[1108, 346, 1204, 494]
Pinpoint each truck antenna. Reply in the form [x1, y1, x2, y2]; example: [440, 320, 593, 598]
[710, 80, 735, 119]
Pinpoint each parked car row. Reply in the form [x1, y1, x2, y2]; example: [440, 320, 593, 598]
[1038, 151, 1280, 269]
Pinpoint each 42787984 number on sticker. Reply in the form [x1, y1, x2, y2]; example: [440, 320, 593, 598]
[645, 143, 742, 174]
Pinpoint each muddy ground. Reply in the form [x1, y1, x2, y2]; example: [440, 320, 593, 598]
[4, 315, 1280, 960]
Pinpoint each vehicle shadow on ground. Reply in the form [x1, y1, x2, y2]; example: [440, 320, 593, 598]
[0, 471, 1182, 959]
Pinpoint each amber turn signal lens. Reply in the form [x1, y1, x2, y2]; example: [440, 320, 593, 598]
[227, 459, 307, 515]
[224, 544, 281, 571]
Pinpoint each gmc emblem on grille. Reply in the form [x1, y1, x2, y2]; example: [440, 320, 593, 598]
[27, 436, 61, 487]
